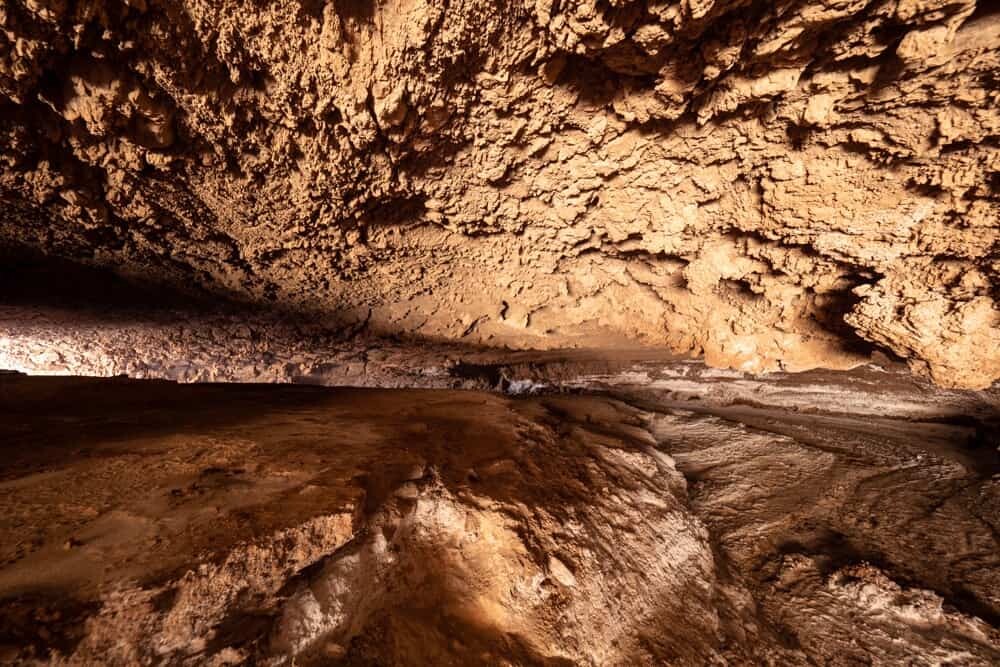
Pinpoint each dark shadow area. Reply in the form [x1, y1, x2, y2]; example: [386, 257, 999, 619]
[0, 241, 347, 328]
[0, 373, 341, 481]
[0, 593, 101, 661]
[0, 247, 208, 311]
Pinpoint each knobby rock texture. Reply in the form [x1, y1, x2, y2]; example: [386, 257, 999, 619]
[1, 0, 999, 387]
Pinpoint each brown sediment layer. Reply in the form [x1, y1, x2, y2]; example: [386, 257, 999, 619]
[0, 373, 997, 664]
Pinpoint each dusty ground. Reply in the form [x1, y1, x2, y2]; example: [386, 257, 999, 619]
[2, 0, 998, 387]
[1, 369, 997, 665]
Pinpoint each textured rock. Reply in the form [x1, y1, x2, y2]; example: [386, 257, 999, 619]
[1, 373, 997, 664]
[2, 0, 999, 387]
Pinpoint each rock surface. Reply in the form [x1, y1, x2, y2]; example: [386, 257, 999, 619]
[2, 0, 998, 388]
[1, 372, 998, 664]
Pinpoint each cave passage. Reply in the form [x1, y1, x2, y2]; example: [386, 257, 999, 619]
[1, 0, 999, 663]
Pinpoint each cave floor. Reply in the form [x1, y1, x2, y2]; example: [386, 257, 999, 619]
[0, 368, 998, 665]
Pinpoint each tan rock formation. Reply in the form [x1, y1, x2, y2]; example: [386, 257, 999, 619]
[2, 0, 998, 387]
[1, 373, 998, 664]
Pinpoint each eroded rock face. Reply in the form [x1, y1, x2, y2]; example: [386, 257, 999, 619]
[1, 0, 998, 387]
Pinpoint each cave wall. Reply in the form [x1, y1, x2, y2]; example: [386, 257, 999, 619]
[1, 0, 998, 387]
